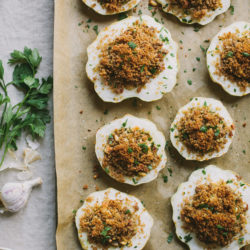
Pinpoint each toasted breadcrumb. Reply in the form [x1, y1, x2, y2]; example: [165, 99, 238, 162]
[80, 199, 138, 247]
[97, 0, 129, 12]
[168, 0, 222, 19]
[99, 21, 167, 94]
[102, 127, 160, 182]
[181, 181, 248, 246]
[177, 106, 233, 155]
[215, 31, 250, 91]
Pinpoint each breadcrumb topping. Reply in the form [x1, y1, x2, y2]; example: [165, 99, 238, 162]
[215, 31, 250, 91]
[103, 127, 161, 182]
[177, 105, 233, 155]
[97, 0, 129, 12]
[168, 0, 222, 19]
[181, 181, 248, 246]
[80, 199, 138, 247]
[99, 22, 167, 94]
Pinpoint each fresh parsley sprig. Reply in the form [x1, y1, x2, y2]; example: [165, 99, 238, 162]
[0, 47, 52, 167]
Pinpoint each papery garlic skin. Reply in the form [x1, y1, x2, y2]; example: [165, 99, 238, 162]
[0, 177, 42, 213]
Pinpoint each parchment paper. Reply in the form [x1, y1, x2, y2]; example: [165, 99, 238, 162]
[54, 0, 250, 249]
[0, 1, 56, 250]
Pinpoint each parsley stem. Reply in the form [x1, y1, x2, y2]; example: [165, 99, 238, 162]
[0, 143, 8, 167]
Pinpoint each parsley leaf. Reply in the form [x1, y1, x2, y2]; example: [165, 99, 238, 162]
[0, 47, 52, 167]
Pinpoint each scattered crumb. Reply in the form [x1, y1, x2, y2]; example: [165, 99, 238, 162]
[83, 184, 88, 190]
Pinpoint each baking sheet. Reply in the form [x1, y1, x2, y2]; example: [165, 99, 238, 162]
[54, 0, 250, 249]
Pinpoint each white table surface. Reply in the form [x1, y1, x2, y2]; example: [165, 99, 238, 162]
[0, 1, 56, 250]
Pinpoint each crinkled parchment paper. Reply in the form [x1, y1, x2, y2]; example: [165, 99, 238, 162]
[54, 0, 250, 249]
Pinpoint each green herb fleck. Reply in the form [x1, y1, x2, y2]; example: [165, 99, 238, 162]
[156, 105, 161, 110]
[128, 41, 137, 49]
[162, 174, 168, 183]
[93, 25, 99, 35]
[167, 233, 174, 243]
[122, 119, 128, 127]
[238, 237, 244, 244]
[200, 125, 208, 132]
[184, 234, 192, 243]
[128, 147, 133, 153]
[187, 80, 192, 85]
[229, 5, 234, 15]
[226, 51, 234, 58]
[132, 178, 138, 184]
[117, 13, 128, 20]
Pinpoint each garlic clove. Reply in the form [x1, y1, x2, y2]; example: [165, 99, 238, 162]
[0, 177, 42, 213]
[26, 135, 40, 150]
[23, 148, 41, 165]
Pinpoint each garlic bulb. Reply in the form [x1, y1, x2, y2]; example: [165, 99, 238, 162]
[0, 177, 42, 213]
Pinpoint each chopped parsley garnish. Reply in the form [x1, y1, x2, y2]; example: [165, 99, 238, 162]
[216, 225, 224, 230]
[202, 169, 206, 175]
[93, 25, 99, 35]
[105, 167, 109, 173]
[214, 129, 220, 136]
[200, 45, 207, 55]
[140, 64, 145, 72]
[132, 178, 138, 184]
[167, 168, 172, 176]
[242, 52, 250, 57]
[103, 109, 108, 115]
[156, 105, 161, 110]
[193, 26, 200, 32]
[240, 183, 245, 187]
[160, 34, 169, 43]
[147, 165, 152, 170]
[162, 174, 168, 183]
[192, 68, 196, 72]
[72, 209, 77, 215]
[229, 5, 234, 15]
[139, 143, 149, 153]
[184, 234, 192, 243]
[167, 233, 174, 243]
[196, 57, 200, 62]
[122, 119, 128, 127]
[101, 226, 111, 239]
[170, 128, 175, 132]
[125, 209, 131, 214]
[187, 80, 192, 85]
[226, 179, 233, 184]
[226, 51, 234, 57]
[204, 101, 207, 106]
[238, 237, 244, 244]
[200, 125, 208, 132]
[82, 146, 87, 150]
[167, 65, 173, 69]
[117, 13, 128, 20]
[128, 41, 137, 49]
[128, 147, 133, 153]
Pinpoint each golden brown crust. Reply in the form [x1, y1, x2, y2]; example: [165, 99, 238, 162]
[177, 106, 233, 155]
[102, 127, 161, 182]
[181, 181, 248, 246]
[215, 31, 250, 91]
[97, 0, 129, 12]
[99, 21, 167, 94]
[168, 0, 222, 19]
[80, 199, 138, 247]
